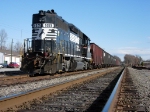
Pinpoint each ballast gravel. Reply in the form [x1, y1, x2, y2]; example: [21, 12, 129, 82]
[0, 68, 113, 98]
[0, 74, 6, 77]
[128, 67, 150, 111]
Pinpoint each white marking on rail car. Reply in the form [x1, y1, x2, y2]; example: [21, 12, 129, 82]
[103, 52, 105, 56]
[64, 54, 91, 60]
[70, 32, 79, 44]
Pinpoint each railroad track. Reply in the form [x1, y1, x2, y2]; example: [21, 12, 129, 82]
[103, 67, 147, 112]
[0, 70, 28, 85]
[0, 67, 122, 111]
[114, 68, 146, 111]
[0, 68, 117, 99]
[0, 70, 26, 76]
[0, 68, 113, 87]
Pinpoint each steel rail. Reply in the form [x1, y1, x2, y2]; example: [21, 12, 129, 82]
[0, 68, 118, 111]
[0, 74, 28, 81]
[0, 67, 107, 81]
[0, 68, 116, 87]
[0, 68, 107, 83]
[102, 67, 125, 112]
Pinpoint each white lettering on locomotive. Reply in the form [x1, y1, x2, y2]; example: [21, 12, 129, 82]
[33, 23, 54, 28]
[33, 23, 41, 28]
[32, 23, 58, 40]
[43, 23, 54, 28]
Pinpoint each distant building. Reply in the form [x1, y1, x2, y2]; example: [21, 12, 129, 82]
[0, 52, 4, 63]
[0, 49, 21, 65]
[142, 61, 150, 68]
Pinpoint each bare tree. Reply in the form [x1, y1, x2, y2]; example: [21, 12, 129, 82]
[14, 41, 23, 52]
[135, 55, 143, 65]
[14, 41, 23, 54]
[0, 29, 8, 49]
[124, 54, 143, 66]
[6, 42, 12, 50]
[124, 54, 135, 66]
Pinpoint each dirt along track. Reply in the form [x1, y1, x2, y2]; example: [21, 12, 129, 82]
[0, 70, 28, 86]
[114, 67, 143, 111]
[104, 67, 150, 112]
[0, 67, 123, 111]
[0, 68, 116, 87]
[0, 67, 119, 99]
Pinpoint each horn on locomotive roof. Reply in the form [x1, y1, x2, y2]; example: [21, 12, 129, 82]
[51, 9, 54, 13]
[39, 10, 46, 15]
[47, 10, 52, 13]
[51, 9, 56, 14]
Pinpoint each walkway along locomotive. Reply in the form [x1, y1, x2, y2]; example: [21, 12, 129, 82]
[20, 10, 120, 76]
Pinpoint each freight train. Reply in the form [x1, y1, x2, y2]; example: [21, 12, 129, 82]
[20, 9, 121, 76]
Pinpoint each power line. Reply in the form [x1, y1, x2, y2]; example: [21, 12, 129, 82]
[0, 23, 30, 33]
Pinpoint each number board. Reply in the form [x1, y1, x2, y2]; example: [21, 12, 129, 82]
[33, 23, 54, 28]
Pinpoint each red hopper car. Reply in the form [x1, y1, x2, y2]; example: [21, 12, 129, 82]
[90, 43, 103, 68]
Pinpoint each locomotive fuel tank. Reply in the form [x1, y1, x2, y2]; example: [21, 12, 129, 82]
[75, 61, 85, 70]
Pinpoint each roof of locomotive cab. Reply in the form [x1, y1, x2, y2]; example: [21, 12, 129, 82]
[35, 9, 91, 41]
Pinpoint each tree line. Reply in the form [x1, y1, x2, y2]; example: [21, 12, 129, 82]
[124, 54, 143, 66]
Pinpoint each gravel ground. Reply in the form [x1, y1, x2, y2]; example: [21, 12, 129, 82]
[128, 67, 150, 111]
[0, 74, 6, 77]
[17, 68, 122, 112]
[0, 68, 113, 98]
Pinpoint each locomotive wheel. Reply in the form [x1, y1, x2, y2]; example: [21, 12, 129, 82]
[29, 73, 35, 77]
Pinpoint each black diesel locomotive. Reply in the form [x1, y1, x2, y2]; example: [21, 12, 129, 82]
[21, 10, 92, 76]
[21, 10, 121, 76]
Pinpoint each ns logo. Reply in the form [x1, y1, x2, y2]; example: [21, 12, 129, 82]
[36, 28, 48, 40]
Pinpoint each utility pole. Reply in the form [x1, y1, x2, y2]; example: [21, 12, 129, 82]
[11, 39, 13, 62]
[21, 29, 22, 39]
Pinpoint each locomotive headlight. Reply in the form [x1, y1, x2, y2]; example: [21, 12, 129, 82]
[39, 18, 45, 23]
